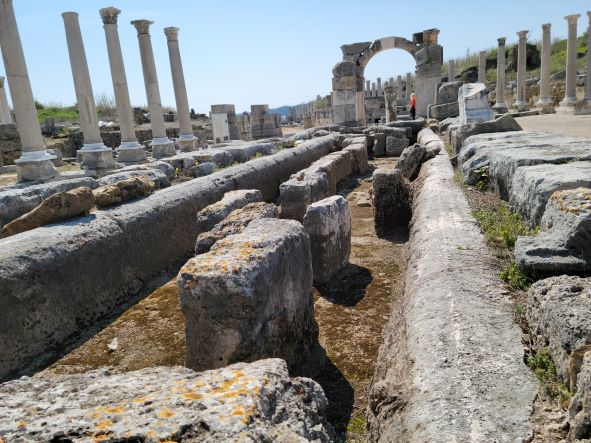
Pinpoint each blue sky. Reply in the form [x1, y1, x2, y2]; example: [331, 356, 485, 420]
[5, 0, 589, 113]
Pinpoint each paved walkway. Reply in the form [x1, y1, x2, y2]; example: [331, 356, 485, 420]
[516, 114, 591, 139]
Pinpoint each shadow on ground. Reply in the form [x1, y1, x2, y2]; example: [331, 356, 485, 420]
[316, 263, 373, 307]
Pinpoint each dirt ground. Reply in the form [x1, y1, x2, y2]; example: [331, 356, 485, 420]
[40, 157, 405, 442]
[516, 113, 591, 139]
[281, 125, 305, 135]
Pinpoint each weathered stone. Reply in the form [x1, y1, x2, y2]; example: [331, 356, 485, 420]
[374, 133, 386, 156]
[93, 177, 155, 208]
[527, 275, 591, 387]
[343, 143, 369, 174]
[515, 188, 591, 274]
[417, 128, 443, 160]
[163, 149, 233, 170]
[195, 202, 278, 254]
[187, 161, 216, 178]
[120, 161, 176, 181]
[47, 148, 64, 167]
[437, 81, 463, 104]
[569, 353, 591, 440]
[510, 162, 591, 226]
[385, 136, 409, 157]
[395, 143, 427, 180]
[452, 113, 523, 153]
[373, 126, 408, 139]
[0, 177, 99, 228]
[178, 219, 318, 373]
[429, 101, 459, 119]
[341, 135, 367, 149]
[341, 41, 371, 55]
[2, 187, 94, 237]
[313, 129, 329, 137]
[303, 196, 351, 284]
[0, 359, 335, 442]
[372, 169, 412, 236]
[97, 168, 170, 189]
[458, 83, 495, 125]
[196, 189, 263, 234]
[308, 150, 354, 195]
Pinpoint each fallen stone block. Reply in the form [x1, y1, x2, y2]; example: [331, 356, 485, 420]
[373, 126, 409, 139]
[385, 118, 426, 139]
[187, 161, 216, 178]
[527, 275, 591, 388]
[0, 359, 335, 442]
[178, 218, 318, 373]
[163, 149, 233, 170]
[510, 162, 591, 226]
[374, 133, 386, 156]
[47, 148, 64, 167]
[437, 81, 463, 104]
[308, 150, 354, 195]
[118, 160, 175, 180]
[343, 143, 369, 174]
[385, 136, 409, 157]
[372, 169, 412, 236]
[395, 143, 427, 180]
[303, 196, 351, 284]
[220, 142, 275, 162]
[97, 168, 170, 189]
[458, 82, 495, 125]
[93, 177, 155, 208]
[0, 177, 99, 227]
[195, 202, 278, 254]
[437, 116, 459, 135]
[2, 187, 94, 237]
[196, 189, 263, 234]
[452, 113, 522, 153]
[429, 101, 459, 120]
[417, 128, 444, 160]
[569, 353, 591, 440]
[279, 171, 330, 222]
[342, 135, 367, 149]
[515, 188, 591, 274]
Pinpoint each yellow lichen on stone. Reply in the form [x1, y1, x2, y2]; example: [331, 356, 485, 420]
[15, 421, 26, 428]
[181, 392, 204, 401]
[96, 419, 113, 430]
[93, 435, 109, 442]
[157, 408, 176, 419]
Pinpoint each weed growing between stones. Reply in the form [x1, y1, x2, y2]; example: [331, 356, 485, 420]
[528, 348, 573, 406]
[472, 206, 533, 251]
[500, 262, 530, 291]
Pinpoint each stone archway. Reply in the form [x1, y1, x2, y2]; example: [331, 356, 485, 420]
[332, 29, 443, 125]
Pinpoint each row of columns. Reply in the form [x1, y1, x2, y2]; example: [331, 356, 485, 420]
[0, 0, 198, 181]
[365, 73, 413, 100]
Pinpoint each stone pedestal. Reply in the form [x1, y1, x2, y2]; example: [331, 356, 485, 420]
[132, 19, 175, 158]
[0, 76, 11, 124]
[574, 12, 591, 115]
[537, 24, 555, 114]
[165, 27, 196, 151]
[100, 7, 146, 164]
[560, 14, 581, 108]
[63, 12, 116, 171]
[493, 38, 508, 113]
[514, 30, 529, 111]
[0, 0, 58, 181]
[478, 51, 487, 84]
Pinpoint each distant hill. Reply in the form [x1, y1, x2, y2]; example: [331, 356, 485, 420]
[269, 105, 290, 116]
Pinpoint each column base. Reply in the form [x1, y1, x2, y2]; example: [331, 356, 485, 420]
[79, 143, 118, 171]
[513, 100, 529, 112]
[116, 141, 147, 164]
[492, 102, 508, 113]
[559, 96, 577, 108]
[150, 137, 176, 158]
[177, 134, 196, 152]
[536, 99, 555, 114]
[574, 99, 591, 115]
[15, 150, 60, 182]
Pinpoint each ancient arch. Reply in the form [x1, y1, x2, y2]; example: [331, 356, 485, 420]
[332, 29, 443, 125]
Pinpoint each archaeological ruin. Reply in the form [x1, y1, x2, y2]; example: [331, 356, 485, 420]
[0, 1, 591, 442]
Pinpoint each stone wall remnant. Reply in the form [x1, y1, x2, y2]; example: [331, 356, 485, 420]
[372, 168, 412, 236]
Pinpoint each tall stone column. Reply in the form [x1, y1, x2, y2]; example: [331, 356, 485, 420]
[406, 72, 412, 101]
[560, 14, 581, 108]
[448, 60, 455, 81]
[62, 12, 116, 171]
[536, 24, 555, 113]
[0, 0, 58, 181]
[100, 7, 146, 163]
[132, 19, 175, 158]
[365, 80, 370, 98]
[371, 82, 376, 97]
[397, 75, 403, 101]
[164, 27, 196, 152]
[384, 84, 396, 122]
[478, 51, 487, 84]
[514, 30, 529, 111]
[377, 77, 382, 96]
[493, 37, 508, 113]
[0, 76, 12, 124]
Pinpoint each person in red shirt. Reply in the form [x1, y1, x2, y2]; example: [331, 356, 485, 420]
[409, 93, 417, 120]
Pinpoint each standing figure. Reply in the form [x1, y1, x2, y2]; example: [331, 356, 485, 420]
[409, 93, 417, 120]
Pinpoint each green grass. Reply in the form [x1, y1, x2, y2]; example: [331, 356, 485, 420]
[500, 262, 530, 291]
[472, 206, 532, 250]
[528, 348, 573, 402]
[36, 102, 78, 124]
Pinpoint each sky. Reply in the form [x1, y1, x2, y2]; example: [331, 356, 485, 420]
[4, 0, 589, 113]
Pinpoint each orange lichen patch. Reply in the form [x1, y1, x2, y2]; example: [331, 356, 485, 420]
[93, 435, 109, 442]
[181, 392, 204, 401]
[231, 404, 257, 424]
[132, 395, 156, 404]
[96, 419, 113, 430]
[15, 421, 26, 428]
[146, 430, 157, 438]
[157, 408, 176, 419]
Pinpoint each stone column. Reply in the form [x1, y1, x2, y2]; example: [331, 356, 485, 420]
[514, 30, 529, 111]
[377, 77, 382, 96]
[0, 76, 12, 124]
[371, 82, 376, 97]
[132, 19, 175, 158]
[448, 60, 455, 81]
[100, 7, 146, 163]
[0, 0, 58, 181]
[585, 12, 591, 101]
[62, 12, 116, 171]
[164, 27, 196, 151]
[493, 37, 508, 113]
[560, 14, 581, 108]
[536, 24, 555, 113]
[365, 80, 370, 97]
[406, 72, 412, 101]
[397, 75, 403, 101]
[384, 84, 396, 122]
[478, 51, 487, 84]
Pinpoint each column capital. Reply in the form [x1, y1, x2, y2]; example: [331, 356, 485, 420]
[542, 23, 551, 32]
[517, 30, 528, 39]
[164, 27, 179, 41]
[61, 11, 78, 20]
[564, 14, 580, 25]
[0, 76, 4, 88]
[131, 19, 153, 35]
[479, 50, 487, 56]
[497, 37, 506, 46]
[99, 7, 121, 25]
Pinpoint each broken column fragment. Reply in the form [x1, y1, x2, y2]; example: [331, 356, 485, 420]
[196, 189, 263, 234]
[178, 218, 318, 373]
[395, 143, 427, 180]
[372, 169, 412, 236]
[303, 195, 351, 284]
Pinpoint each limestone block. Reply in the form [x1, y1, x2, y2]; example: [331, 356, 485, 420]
[188, 162, 216, 178]
[342, 135, 367, 149]
[458, 83, 495, 126]
[0, 359, 335, 442]
[569, 353, 591, 440]
[178, 218, 318, 372]
[452, 113, 523, 153]
[279, 171, 330, 222]
[332, 60, 361, 77]
[2, 187, 94, 237]
[385, 136, 409, 157]
[93, 177, 155, 208]
[343, 143, 369, 174]
[429, 101, 459, 120]
[0, 177, 99, 227]
[309, 151, 354, 195]
[374, 133, 386, 156]
[373, 126, 409, 139]
[515, 188, 591, 274]
[195, 202, 278, 254]
[341, 42, 371, 56]
[372, 169, 412, 236]
[196, 189, 263, 234]
[527, 275, 591, 387]
[437, 81, 463, 104]
[303, 196, 351, 284]
[119, 161, 176, 180]
[395, 143, 427, 180]
[47, 148, 64, 167]
[97, 168, 169, 189]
